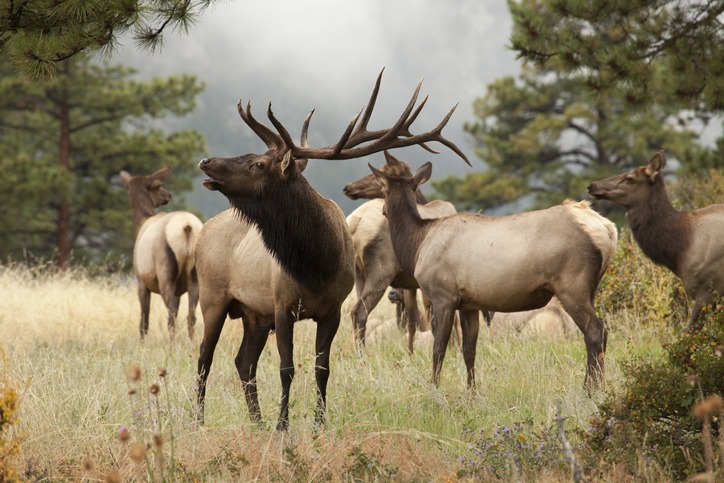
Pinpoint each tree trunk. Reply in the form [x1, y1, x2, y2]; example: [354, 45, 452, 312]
[56, 97, 71, 269]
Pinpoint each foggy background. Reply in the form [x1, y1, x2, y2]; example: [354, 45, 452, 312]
[113, 0, 518, 217]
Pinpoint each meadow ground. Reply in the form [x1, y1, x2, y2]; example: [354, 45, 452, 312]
[0, 262, 675, 481]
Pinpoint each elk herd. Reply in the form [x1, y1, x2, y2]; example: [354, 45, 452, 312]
[119, 70, 724, 431]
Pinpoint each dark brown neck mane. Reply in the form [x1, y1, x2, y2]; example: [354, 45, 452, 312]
[228, 174, 347, 292]
[625, 179, 692, 275]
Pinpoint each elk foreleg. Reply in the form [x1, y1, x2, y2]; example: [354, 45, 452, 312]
[314, 308, 342, 428]
[459, 310, 480, 388]
[138, 284, 151, 339]
[195, 303, 228, 426]
[235, 314, 271, 425]
[275, 310, 295, 431]
[431, 302, 456, 386]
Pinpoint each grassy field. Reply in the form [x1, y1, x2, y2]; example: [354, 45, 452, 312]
[0, 261, 675, 481]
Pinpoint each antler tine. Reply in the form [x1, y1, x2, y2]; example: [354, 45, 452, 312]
[376, 77, 423, 144]
[353, 67, 384, 135]
[397, 95, 441, 155]
[267, 103, 297, 153]
[300, 109, 314, 147]
[237, 101, 284, 151]
[331, 108, 363, 157]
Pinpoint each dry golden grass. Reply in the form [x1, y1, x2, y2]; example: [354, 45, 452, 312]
[0, 263, 667, 481]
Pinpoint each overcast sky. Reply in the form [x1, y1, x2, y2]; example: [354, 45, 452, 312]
[113, 0, 520, 215]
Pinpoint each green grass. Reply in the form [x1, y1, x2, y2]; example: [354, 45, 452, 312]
[0, 262, 672, 481]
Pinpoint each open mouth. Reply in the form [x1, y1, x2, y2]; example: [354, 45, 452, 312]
[201, 177, 223, 190]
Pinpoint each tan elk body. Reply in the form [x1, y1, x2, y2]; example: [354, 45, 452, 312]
[120, 167, 203, 339]
[588, 150, 724, 330]
[344, 152, 456, 353]
[194, 69, 468, 431]
[371, 161, 617, 391]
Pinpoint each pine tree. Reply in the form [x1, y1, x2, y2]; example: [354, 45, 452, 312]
[508, 0, 724, 112]
[0, 54, 206, 267]
[431, 62, 702, 213]
[0, 0, 219, 79]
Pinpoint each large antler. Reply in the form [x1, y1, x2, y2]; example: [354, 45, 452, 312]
[236, 69, 471, 166]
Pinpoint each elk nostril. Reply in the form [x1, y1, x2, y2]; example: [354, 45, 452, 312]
[198, 158, 209, 169]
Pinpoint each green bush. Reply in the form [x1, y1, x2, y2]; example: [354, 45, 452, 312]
[580, 310, 724, 481]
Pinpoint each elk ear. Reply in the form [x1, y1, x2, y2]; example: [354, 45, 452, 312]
[280, 151, 299, 179]
[645, 151, 666, 182]
[119, 170, 132, 188]
[368, 163, 388, 191]
[149, 166, 172, 186]
[413, 162, 433, 189]
[383, 151, 402, 168]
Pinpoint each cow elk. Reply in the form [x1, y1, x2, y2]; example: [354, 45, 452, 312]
[588, 150, 724, 331]
[344, 151, 457, 353]
[194, 69, 468, 431]
[119, 166, 203, 339]
[370, 160, 617, 392]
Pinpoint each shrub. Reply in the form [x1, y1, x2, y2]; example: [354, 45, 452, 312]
[580, 309, 724, 481]
[457, 420, 565, 480]
[0, 354, 21, 482]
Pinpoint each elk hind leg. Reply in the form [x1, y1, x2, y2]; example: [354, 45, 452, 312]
[138, 284, 151, 339]
[314, 309, 342, 428]
[275, 311, 295, 431]
[186, 268, 200, 338]
[557, 292, 606, 394]
[460, 310, 480, 388]
[431, 302, 456, 386]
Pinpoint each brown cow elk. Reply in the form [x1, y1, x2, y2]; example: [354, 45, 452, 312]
[120, 166, 203, 339]
[194, 69, 468, 431]
[344, 151, 456, 353]
[588, 150, 724, 331]
[370, 160, 617, 392]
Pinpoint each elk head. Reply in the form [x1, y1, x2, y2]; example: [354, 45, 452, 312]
[343, 151, 415, 200]
[119, 166, 173, 209]
[587, 151, 667, 208]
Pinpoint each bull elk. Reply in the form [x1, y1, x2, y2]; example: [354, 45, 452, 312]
[588, 150, 724, 331]
[194, 69, 469, 431]
[369, 160, 617, 392]
[119, 166, 203, 339]
[344, 151, 457, 353]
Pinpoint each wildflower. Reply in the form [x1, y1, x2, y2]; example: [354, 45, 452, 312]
[158, 368, 167, 378]
[693, 395, 724, 419]
[149, 383, 160, 395]
[129, 442, 147, 463]
[81, 455, 92, 471]
[687, 374, 699, 387]
[517, 433, 525, 443]
[126, 364, 142, 382]
[118, 426, 130, 442]
[105, 470, 122, 483]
